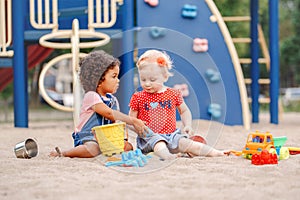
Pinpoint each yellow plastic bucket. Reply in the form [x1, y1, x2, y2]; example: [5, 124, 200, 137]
[92, 122, 125, 156]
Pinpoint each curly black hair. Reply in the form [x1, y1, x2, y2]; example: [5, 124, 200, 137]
[79, 50, 120, 92]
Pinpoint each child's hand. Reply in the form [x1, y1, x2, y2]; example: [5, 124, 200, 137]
[182, 125, 194, 136]
[132, 118, 148, 137]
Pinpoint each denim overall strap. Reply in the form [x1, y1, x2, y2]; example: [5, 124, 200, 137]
[72, 94, 118, 146]
[95, 94, 118, 125]
[80, 93, 117, 132]
[81, 113, 101, 131]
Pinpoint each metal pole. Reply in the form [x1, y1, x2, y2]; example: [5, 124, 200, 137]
[118, 0, 134, 114]
[250, 0, 260, 123]
[71, 19, 81, 127]
[269, 0, 279, 124]
[12, 0, 28, 127]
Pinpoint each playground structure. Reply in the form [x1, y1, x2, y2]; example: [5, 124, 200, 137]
[0, 0, 279, 130]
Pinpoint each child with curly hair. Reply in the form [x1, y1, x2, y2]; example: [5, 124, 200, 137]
[50, 50, 147, 158]
[129, 49, 229, 160]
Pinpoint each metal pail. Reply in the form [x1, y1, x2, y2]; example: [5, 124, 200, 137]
[14, 138, 38, 159]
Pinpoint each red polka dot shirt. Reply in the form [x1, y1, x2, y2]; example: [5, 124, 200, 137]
[129, 88, 183, 134]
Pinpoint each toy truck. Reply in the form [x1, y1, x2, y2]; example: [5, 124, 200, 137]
[242, 131, 289, 160]
[242, 131, 274, 159]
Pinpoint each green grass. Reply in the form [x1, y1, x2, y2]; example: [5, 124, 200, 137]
[282, 101, 300, 112]
[248, 101, 300, 113]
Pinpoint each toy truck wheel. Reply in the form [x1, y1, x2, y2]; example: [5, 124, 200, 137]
[269, 148, 277, 155]
[279, 147, 290, 160]
[244, 154, 252, 159]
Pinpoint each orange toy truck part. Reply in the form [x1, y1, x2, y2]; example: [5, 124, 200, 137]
[242, 131, 275, 156]
[288, 147, 300, 155]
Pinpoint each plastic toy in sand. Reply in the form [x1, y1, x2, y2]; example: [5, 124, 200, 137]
[251, 150, 278, 165]
[93, 122, 133, 157]
[105, 149, 152, 167]
[190, 135, 207, 144]
[242, 131, 289, 160]
[288, 147, 300, 155]
[187, 135, 207, 158]
[230, 131, 292, 163]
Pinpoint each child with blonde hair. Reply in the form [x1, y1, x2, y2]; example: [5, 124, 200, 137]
[50, 50, 147, 158]
[129, 49, 229, 160]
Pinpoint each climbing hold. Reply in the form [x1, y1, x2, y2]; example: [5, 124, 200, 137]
[144, 0, 159, 7]
[207, 103, 222, 119]
[205, 68, 221, 83]
[150, 26, 166, 38]
[210, 15, 217, 22]
[173, 84, 189, 97]
[182, 4, 197, 19]
[193, 38, 208, 52]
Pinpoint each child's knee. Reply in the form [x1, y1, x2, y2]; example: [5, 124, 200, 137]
[178, 138, 193, 150]
[153, 141, 177, 160]
[153, 141, 167, 151]
[85, 142, 101, 156]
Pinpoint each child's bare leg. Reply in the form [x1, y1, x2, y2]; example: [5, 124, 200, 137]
[178, 138, 226, 157]
[153, 141, 177, 160]
[49, 142, 100, 158]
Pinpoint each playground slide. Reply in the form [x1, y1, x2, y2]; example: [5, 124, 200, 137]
[0, 44, 53, 92]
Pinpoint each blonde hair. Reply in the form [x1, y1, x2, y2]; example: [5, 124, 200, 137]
[136, 50, 173, 77]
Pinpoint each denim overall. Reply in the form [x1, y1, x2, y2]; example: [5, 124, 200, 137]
[72, 94, 118, 147]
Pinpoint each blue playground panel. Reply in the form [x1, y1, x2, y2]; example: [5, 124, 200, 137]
[1, 0, 279, 128]
[136, 0, 244, 125]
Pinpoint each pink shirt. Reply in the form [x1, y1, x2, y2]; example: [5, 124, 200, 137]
[75, 91, 116, 132]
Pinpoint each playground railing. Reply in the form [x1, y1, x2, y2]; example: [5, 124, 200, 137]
[29, 0, 122, 126]
[29, 0, 58, 31]
[88, 0, 123, 30]
[0, 0, 13, 57]
[30, 0, 123, 32]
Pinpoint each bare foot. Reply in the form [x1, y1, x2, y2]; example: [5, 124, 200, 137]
[187, 152, 196, 158]
[205, 149, 231, 157]
[49, 147, 63, 157]
[212, 150, 231, 156]
[187, 151, 229, 157]
[223, 150, 231, 156]
[175, 152, 184, 158]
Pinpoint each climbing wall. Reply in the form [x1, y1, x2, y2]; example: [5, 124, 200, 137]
[136, 0, 249, 127]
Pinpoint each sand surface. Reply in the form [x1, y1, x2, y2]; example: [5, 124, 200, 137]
[0, 112, 300, 200]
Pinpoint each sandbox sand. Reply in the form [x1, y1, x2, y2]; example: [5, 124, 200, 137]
[0, 112, 300, 200]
